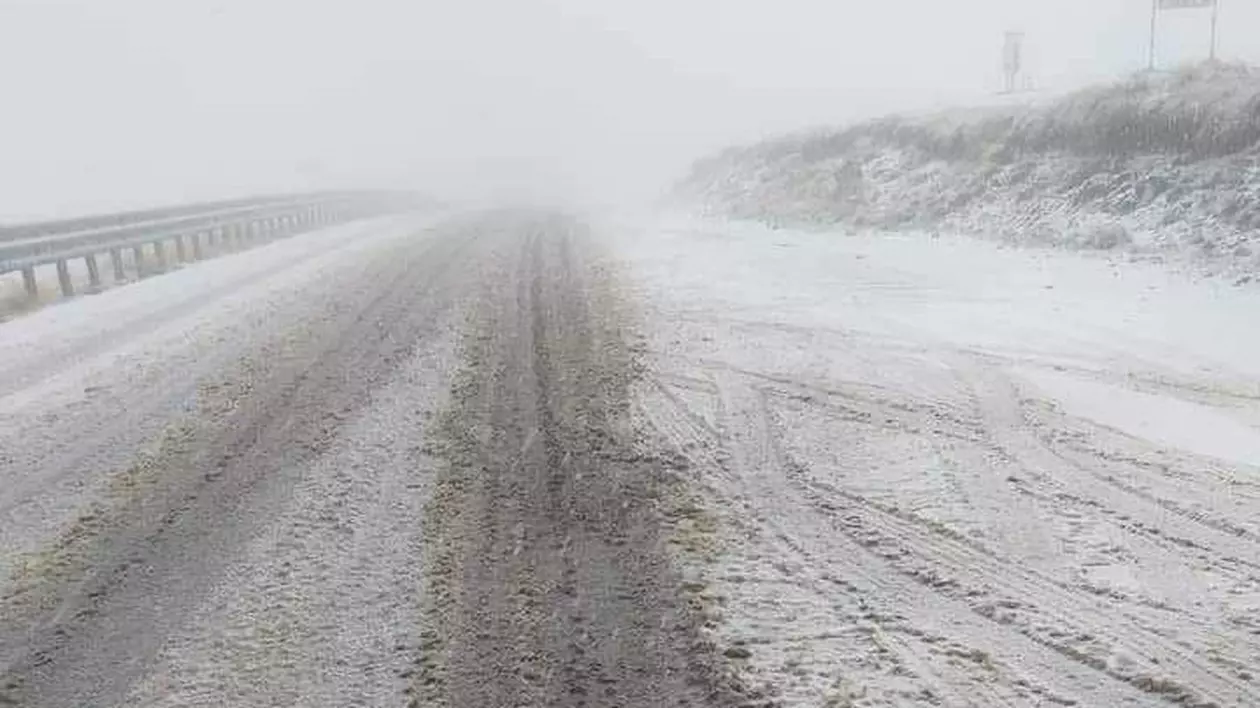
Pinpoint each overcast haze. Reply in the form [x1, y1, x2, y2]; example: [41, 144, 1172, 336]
[1, 0, 1256, 220]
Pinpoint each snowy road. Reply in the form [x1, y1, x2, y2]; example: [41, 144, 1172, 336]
[622, 219, 1260, 707]
[0, 212, 736, 707]
[2, 211, 1259, 707]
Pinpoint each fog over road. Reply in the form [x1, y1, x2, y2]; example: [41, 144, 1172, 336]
[2, 213, 1260, 707]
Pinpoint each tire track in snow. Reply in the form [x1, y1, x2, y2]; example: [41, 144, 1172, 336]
[642, 368, 1158, 707]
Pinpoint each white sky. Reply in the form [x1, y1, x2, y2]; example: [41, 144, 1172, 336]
[0, 0, 1254, 220]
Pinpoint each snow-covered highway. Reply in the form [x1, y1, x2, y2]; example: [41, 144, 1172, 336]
[2, 211, 1259, 706]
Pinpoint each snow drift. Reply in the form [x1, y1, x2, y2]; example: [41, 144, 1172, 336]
[677, 63, 1260, 278]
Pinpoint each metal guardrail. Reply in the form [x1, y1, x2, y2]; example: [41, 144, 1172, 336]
[0, 195, 295, 244]
[0, 191, 423, 299]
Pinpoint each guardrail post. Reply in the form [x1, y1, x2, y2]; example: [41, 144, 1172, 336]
[21, 267, 37, 297]
[85, 254, 101, 289]
[152, 240, 167, 270]
[175, 233, 188, 262]
[132, 245, 147, 277]
[111, 248, 126, 282]
[56, 259, 74, 296]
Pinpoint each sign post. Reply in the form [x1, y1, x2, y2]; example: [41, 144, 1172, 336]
[1210, 0, 1220, 60]
[1002, 31, 1024, 93]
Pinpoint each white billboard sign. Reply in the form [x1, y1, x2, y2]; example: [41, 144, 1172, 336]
[1150, 0, 1220, 69]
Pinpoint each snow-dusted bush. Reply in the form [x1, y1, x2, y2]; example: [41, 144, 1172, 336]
[675, 62, 1260, 277]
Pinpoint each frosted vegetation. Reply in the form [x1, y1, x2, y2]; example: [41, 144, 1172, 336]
[678, 63, 1260, 280]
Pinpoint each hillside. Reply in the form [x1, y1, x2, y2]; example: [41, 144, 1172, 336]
[677, 63, 1260, 279]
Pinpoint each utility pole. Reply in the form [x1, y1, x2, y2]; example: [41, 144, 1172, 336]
[1148, 0, 1159, 71]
